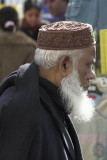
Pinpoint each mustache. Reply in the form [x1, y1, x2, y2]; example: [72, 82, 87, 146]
[82, 85, 90, 90]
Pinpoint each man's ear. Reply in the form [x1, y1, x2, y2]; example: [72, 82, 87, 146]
[58, 56, 72, 77]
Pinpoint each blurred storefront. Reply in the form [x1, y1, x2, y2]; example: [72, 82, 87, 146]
[0, 0, 42, 19]
[0, 0, 25, 19]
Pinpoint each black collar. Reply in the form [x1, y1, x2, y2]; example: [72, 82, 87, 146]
[39, 76, 67, 114]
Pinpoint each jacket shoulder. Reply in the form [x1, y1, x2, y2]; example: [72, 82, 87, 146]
[0, 86, 16, 112]
[17, 31, 37, 46]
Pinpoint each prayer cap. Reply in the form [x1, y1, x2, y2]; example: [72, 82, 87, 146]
[37, 21, 95, 50]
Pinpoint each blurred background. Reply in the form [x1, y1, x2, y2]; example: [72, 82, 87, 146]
[0, 0, 107, 159]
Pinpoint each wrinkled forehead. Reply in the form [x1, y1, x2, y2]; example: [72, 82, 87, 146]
[83, 45, 96, 55]
[80, 45, 96, 63]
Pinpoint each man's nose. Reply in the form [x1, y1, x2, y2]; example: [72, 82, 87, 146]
[88, 70, 96, 80]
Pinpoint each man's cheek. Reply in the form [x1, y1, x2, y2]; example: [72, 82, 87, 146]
[80, 73, 87, 86]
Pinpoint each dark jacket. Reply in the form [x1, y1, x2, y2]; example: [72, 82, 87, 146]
[0, 31, 36, 82]
[0, 61, 83, 160]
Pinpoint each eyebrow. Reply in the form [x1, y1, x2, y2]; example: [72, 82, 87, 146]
[93, 58, 96, 63]
[87, 58, 96, 65]
[90, 58, 96, 64]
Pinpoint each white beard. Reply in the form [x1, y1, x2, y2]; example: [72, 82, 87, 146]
[59, 70, 95, 123]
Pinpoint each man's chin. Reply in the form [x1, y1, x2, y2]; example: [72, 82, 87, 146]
[69, 91, 95, 123]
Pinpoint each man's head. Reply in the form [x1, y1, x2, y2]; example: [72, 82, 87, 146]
[44, 0, 68, 18]
[35, 21, 96, 122]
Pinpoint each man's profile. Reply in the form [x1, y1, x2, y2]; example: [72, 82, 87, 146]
[0, 21, 96, 160]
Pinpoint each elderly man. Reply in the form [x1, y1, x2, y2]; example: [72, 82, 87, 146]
[0, 21, 96, 160]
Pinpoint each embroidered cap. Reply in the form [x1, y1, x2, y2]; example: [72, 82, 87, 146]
[37, 21, 96, 50]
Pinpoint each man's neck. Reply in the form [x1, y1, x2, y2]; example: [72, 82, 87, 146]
[39, 68, 57, 86]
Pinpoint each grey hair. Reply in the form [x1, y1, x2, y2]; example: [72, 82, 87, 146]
[34, 48, 85, 70]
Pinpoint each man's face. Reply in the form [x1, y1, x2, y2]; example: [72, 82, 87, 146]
[59, 46, 96, 122]
[44, 0, 65, 18]
[78, 45, 96, 90]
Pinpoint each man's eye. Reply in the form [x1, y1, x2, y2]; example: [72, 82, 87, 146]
[91, 64, 95, 71]
[86, 63, 95, 71]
